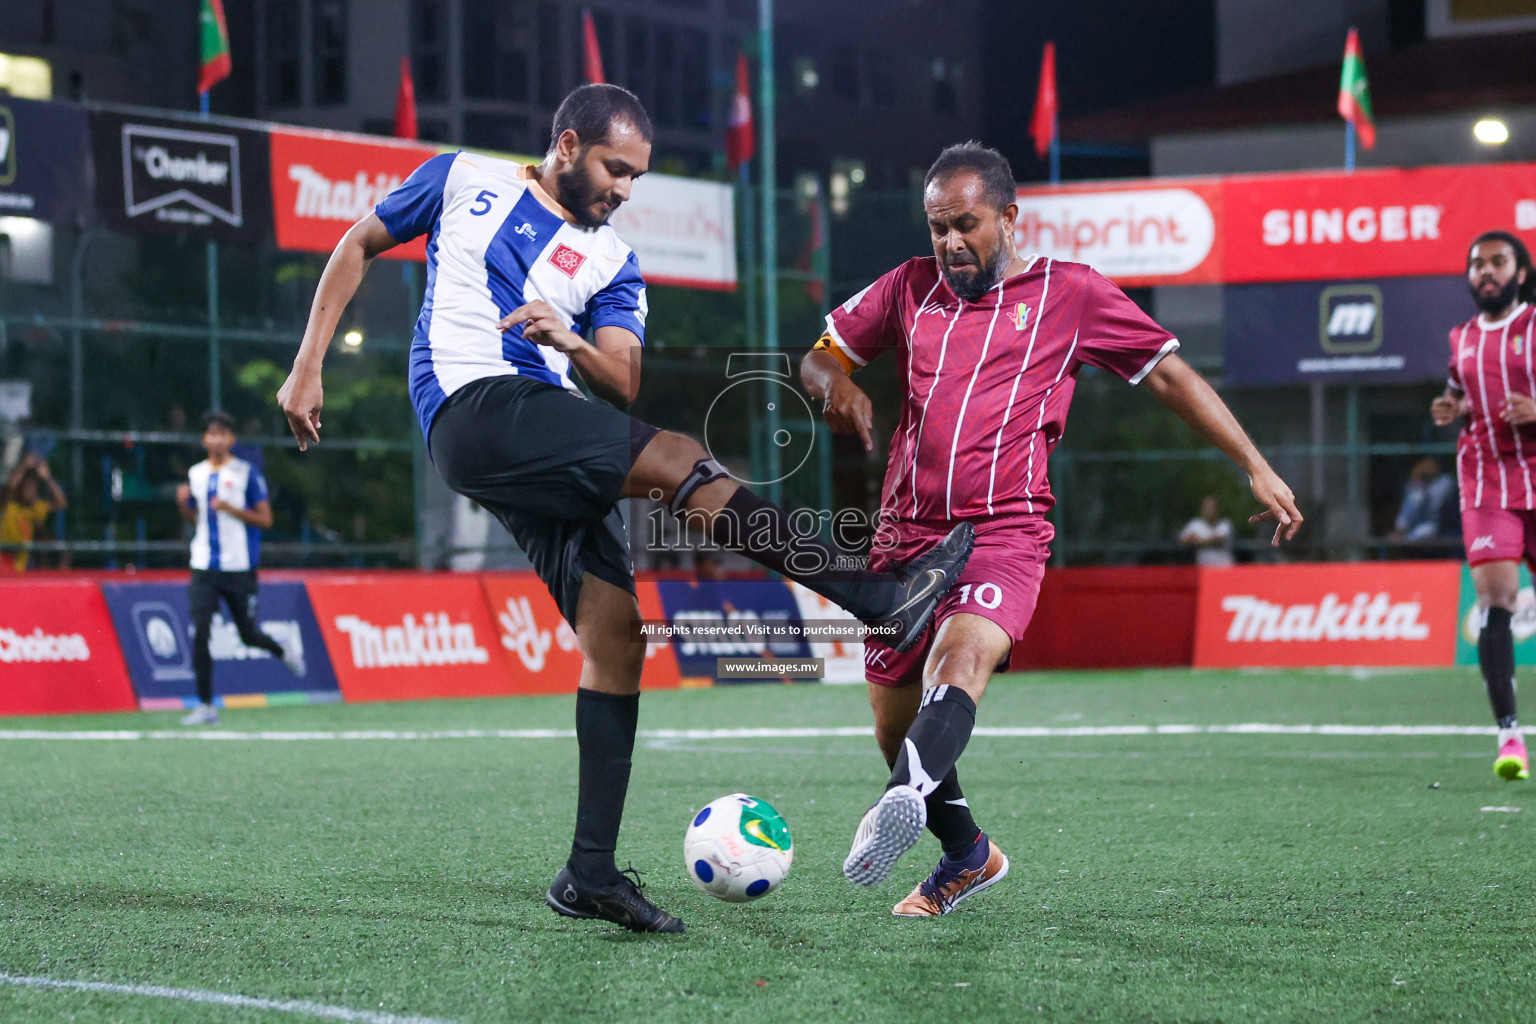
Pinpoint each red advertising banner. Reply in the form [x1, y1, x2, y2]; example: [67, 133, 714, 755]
[305, 575, 512, 702]
[1014, 178, 1224, 287]
[1224, 163, 1536, 283]
[1192, 562, 1460, 668]
[480, 573, 681, 693]
[268, 128, 440, 261]
[1013, 567, 1200, 670]
[0, 581, 137, 715]
[1018, 161, 1536, 287]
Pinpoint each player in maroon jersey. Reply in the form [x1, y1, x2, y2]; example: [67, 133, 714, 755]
[1431, 230, 1536, 782]
[800, 142, 1303, 916]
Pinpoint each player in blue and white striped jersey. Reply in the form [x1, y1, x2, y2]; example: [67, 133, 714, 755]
[277, 84, 971, 935]
[176, 412, 304, 725]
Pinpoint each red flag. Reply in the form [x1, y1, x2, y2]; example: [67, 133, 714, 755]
[1029, 41, 1057, 160]
[795, 197, 825, 306]
[581, 10, 605, 85]
[726, 53, 755, 172]
[393, 57, 418, 140]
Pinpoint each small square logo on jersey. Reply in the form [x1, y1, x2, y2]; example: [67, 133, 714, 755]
[549, 244, 586, 278]
[1515, 335, 1526, 356]
[1010, 302, 1030, 331]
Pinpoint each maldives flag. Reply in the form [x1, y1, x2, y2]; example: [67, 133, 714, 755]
[1337, 27, 1375, 150]
[725, 53, 754, 172]
[581, 9, 605, 84]
[1029, 41, 1057, 160]
[394, 57, 418, 139]
[198, 0, 232, 94]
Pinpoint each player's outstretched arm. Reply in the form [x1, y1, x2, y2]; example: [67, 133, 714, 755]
[1142, 353, 1303, 546]
[800, 349, 874, 452]
[277, 214, 400, 450]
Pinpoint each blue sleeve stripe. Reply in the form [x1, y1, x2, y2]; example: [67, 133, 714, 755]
[376, 152, 456, 244]
[588, 251, 647, 345]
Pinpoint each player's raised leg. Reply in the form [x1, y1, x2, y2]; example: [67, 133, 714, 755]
[1472, 558, 1528, 780]
[624, 431, 972, 653]
[845, 613, 1011, 887]
[868, 680, 1006, 916]
[544, 572, 684, 934]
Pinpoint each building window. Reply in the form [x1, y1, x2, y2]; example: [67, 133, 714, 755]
[624, 18, 651, 109]
[678, 28, 710, 129]
[463, 0, 531, 101]
[537, 3, 564, 107]
[312, 0, 348, 105]
[830, 43, 858, 104]
[410, 0, 448, 102]
[464, 113, 532, 154]
[264, 0, 301, 107]
[653, 26, 677, 127]
[791, 55, 819, 97]
[866, 50, 894, 107]
[930, 58, 958, 117]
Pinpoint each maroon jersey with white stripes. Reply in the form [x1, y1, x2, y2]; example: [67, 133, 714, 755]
[823, 256, 1179, 520]
[1448, 301, 1536, 510]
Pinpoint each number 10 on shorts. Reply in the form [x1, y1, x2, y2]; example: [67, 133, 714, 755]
[955, 583, 1003, 609]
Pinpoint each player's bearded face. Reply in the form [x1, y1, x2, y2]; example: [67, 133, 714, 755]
[554, 126, 651, 229]
[1468, 241, 1524, 315]
[556, 149, 615, 228]
[938, 228, 1010, 303]
[926, 175, 1013, 303]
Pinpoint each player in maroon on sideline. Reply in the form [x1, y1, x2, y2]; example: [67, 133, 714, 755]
[800, 142, 1303, 917]
[1431, 230, 1536, 783]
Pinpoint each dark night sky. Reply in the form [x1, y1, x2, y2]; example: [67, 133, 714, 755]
[981, 0, 1216, 181]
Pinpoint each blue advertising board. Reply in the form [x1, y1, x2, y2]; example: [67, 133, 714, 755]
[654, 579, 812, 681]
[1223, 275, 1473, 386]
[101, 581, 339, 707]
[0, 97, 92, 224]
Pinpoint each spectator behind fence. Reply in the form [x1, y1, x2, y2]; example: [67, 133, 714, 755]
[0, 452, 67, 573]
[1179, 495, 1235, 567]
[1390, 456, 1458, 542]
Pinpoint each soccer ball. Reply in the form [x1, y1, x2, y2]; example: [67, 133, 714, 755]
[683, 793, 793, 902]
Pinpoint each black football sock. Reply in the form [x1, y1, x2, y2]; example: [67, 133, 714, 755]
[886, 685, 977, 798]
[191, 615, 214, 705]
[568, 688, 639, 886]
[926, 768, 984, 862]
[1479, 607, 1518, 726]
[708, 487, 893, 619]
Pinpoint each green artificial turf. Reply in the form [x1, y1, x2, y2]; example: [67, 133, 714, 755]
[1, 668, 1532, 1023]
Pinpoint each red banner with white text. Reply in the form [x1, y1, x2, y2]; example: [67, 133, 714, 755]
[0, 581, 137, 715]
[1017, 161, 1536, 287]
[1192, 562, 1460, 668]
[269, 128, 440, 261]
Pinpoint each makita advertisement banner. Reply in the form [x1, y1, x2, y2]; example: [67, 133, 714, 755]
[0, 97, 92, 224]
[89, 108, 271, 243]
[268, 127, 438, 262]
[305, 575, 511, 702]
[100, 581, 338, 707]
[655, 579, 812, 681]
[1192, 562, 1460, 668]
[1223, 274, 1469, 385]
[1017, 161, 1536, 288]
[0, 581, 137, 716]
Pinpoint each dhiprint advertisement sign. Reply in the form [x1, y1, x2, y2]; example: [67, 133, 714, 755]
[1013, 179, 1223, 287]
[89, 108, 271, 242]
[0, 581, 136, 716]
[1222, 274, 1471, 385]
[1193, 563, 1460, 668]
[1017, 161, 1536, 288]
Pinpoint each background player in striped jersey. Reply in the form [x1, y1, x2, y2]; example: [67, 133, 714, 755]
[278, 85, 968, 934]
[1431, 230, 1536, 781]
[175, 412, 305, 726]
[802, 142, 1303, 916]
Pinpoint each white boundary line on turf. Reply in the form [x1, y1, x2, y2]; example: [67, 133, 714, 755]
[0, 972, 464, 1024]
[0, 724, 1500, 741]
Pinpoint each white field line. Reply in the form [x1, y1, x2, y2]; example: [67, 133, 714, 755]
[0, 972, 463, 1024]
[0, 724, 1501, 742]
